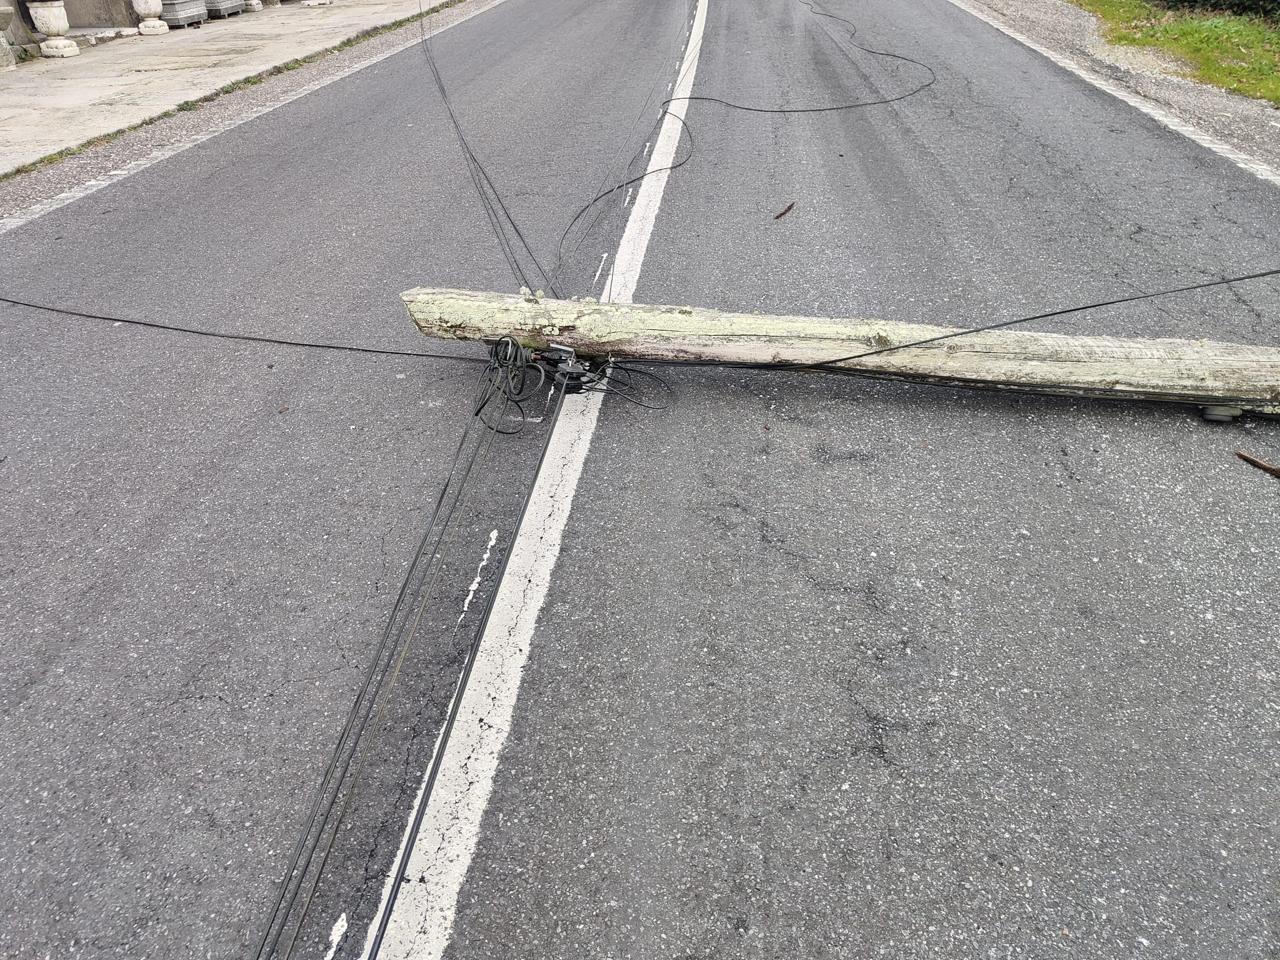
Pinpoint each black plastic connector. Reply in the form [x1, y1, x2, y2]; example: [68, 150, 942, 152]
[539, 343, 593, 393]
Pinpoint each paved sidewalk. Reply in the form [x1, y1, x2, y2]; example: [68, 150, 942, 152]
[0, 0, 451, 175]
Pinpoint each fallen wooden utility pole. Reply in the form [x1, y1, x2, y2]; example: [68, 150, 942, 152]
[402, 288, 1280, 417]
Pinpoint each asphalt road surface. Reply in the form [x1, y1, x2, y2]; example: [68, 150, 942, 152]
[1, 0, 1277, 957]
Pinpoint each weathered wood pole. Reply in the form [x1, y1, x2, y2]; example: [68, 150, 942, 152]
[402, 287, 1280, 415]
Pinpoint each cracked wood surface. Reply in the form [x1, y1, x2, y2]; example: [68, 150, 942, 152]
[403, 288, 1280, 412]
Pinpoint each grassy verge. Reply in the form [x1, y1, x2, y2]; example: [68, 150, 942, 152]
[0, 0, 463, 183]
[1073, 0, 1280, 105]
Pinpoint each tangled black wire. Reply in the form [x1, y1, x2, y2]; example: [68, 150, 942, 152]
[473, 335, 547, 433]
[579, 362, 675, 411]
[475, 335, 676, 429]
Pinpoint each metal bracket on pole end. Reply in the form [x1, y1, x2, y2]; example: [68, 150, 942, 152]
[1200, 404, 1244, 424]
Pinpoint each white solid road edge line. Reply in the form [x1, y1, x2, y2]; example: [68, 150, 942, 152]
[940, 0, 1280, 190]
[366, 2, 709, 958]
[0, 0, 513, 238]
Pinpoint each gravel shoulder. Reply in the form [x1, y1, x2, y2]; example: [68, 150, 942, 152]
[955, 0, 1280, 175]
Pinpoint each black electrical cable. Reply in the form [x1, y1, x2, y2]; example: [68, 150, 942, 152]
[579, 361, 675, 410]
[363, 379, 569, 960]
[253, 336, 555, 960]
[549, 1, 698, 293]
[675, 25, 935, 115]
[253, 415, 490, 960]
[250, 2, 637, 942]
[550, 0, 934, 292]
[802, 266, 1280, 370]
[278, 348, 567, 958]
[414, 10, 562, 297]
[0, 293, 488, 364]
[276, 420, 502, 960]
[551, 110, 698, 292]
[416, 23, 530, 293]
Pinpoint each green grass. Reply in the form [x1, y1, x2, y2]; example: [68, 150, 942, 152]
[1074, 0, 1280, 105]
[0, 0, 464, 183]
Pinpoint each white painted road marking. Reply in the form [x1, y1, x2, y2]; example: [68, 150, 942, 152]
[940, 0, 1280, 190]
[604, 0, 709, 304]
[456, 529, 497, 624]
[366, 1, 710, 957]
[0, 0, 515, 238]
[366, 387, 607, 960]
[323, 913, 348, 960]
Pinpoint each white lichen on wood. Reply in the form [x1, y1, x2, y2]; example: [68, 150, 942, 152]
[402, 287, 1280, 412]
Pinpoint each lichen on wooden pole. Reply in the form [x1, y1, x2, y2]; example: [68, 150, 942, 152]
[402, 287, 1280, 414]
